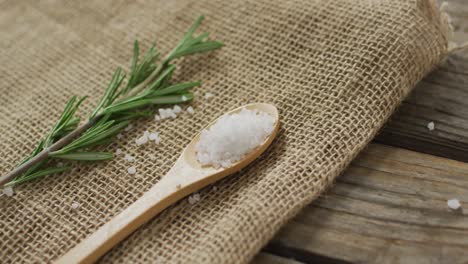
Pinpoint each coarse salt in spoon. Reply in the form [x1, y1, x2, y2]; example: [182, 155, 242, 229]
[56, 103, 280, 263]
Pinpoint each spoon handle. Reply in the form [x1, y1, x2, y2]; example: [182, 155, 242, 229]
[55, 169, 194, 264]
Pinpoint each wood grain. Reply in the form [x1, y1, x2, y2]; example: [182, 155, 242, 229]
[251, 253, 304, 264]
[265, 144, 468, 263]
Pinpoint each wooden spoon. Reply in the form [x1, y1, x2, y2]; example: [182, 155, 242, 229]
[56, 103, 280, 263]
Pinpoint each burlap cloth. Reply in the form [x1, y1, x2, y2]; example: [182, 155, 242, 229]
[0, 0, 448, 263]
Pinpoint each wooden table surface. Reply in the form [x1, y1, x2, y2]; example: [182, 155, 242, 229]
[253, 1, 468, 263]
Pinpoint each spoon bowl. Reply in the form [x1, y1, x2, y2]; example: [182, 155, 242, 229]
[184, 102, 279, 169]
[56, 103, 279, 264]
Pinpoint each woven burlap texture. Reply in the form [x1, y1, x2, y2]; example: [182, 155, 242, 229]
[0, 0, 447, 263]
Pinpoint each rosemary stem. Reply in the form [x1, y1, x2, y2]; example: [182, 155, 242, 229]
[124, 61, 165, 98]
[1, 56, 168, 187]
[0, 118, 99, 186]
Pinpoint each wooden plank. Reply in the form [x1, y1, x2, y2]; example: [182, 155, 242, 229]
[264, 144, 468, 263]
[262, 244, 350, 264]
[251, 253, 304, 264]
[374, 0, 468, 162]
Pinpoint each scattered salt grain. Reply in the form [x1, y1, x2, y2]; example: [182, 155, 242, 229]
[195, 108, 275, 168]
[148, 132, 159, 141]
[186, 106, 195, 114]
[427, 121, 435, 131]
[117, 133, 123, 139]
[135, 130, 150, 146]
[124, 154, 135, 162]
[148, 132, 161, 144]
[71, 202, 81, 210]
[188, 193, 201, 204]
[116, 148, 123, 155]
[447, 198, 461, 210]
[204, 92, 214, 99]
[3, 186, 14, 197]
[127, 166, 137, 175]
[182, 95, 189, 102]
[159, 108, 177, 119]
[173, 105, 182, 113]
[135, 134, 149, 145]
[124, 124, 133, 131]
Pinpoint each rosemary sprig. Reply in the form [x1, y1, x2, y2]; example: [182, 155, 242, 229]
[0, 15, 223, 187]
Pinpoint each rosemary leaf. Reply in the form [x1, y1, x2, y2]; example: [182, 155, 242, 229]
[169, 41, 224, 59]
[189, 32, 210, 45]
[57, 121, 128, 153]
[90, 68, 125, 118]
[103, 93, 193, 114]
[146, 64, 176, 91]
[50, 152, 114, 161]
[179, 15, 205, 48]
[54, 96, 87, 135]
[150, 81, 200, 96]
[147, 93, 194, 104]
[5, 167, 70, 186]
[78, 138, 114, 149]
[44, 96, 77, 147]
[113, 110, 153, 122]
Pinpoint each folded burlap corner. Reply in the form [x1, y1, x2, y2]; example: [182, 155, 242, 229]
[0, 0, 448, 263]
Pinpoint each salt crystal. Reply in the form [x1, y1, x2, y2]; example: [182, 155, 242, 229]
[71, 202, 81, 210]
[447, 198, 461, 210]
[158, 109, 167, 119]
[427, 122, 435, 131]
[124, 154, 135, 162]
[182, 95, 189, 101]
[186, 106, 195, 114]
[188, 193, 201, 204]
[204, 92, 214, 99]
[3, 186, 14, 197]
[148, 132, 159, 140]
[127, 166, 137, 174]
[117, 133, 123, 139]
[124, 124, 133, 131]
[148, 132, 160, 144]
[195, 108, 275, 168]
[144, 131, 150, 137]
[159, 108, 176, 119]
[173, 105, 182, 113]
[135, 134, 149, 145]
[116, 148, 123, 155]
